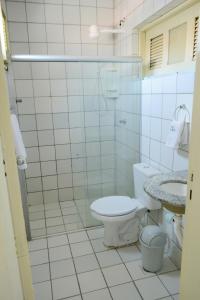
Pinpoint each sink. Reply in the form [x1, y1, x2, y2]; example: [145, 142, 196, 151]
[144, 171, 188, 215]
[160, 181, 187, 197]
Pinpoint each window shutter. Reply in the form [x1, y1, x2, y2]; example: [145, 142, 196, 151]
[150, 34, 163, 70]
[193, 16, 199, 60]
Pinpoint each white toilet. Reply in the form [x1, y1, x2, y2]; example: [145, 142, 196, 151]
[90, 163, 161, 247]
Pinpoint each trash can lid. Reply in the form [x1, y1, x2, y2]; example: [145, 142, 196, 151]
[140, 225, 167, 247]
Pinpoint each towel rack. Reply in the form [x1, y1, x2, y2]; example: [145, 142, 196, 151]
[173, 104, 190, 122]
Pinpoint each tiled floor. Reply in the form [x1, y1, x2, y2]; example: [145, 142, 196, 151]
[29, 201, 85, 238]
[29, 227, 180, 300]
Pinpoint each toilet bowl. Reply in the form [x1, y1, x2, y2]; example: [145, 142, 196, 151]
[90, 163, 161, 247]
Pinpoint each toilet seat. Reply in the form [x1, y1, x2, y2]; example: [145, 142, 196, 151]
[91, 196, 138, 217]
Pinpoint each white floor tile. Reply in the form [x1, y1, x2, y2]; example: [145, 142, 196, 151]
[96, 250, 122, 268]
[47, 225, 66, 235]
[48, 234, 68, 248]
[83, 288, 112, 300]
[34, 281, 52, 300]
[87, 228, 104, 239]
[135, 276, 169, 300]
[45, 209, 62, 218]
[117, 245, 141, 262]
[159, 271, 180, 295]
[102, 264, 132, 287]
[110, 282, 142, 300]
[71, 241, 93, 257]
[49, 245, 71, 261]
[32, 228, 47, 238]
[52, 275, 80, 299]
[63, 214, 81, 224]
[68, 231, 88, 244]
[50, 258, 75, 279]
[91, 238, 109, 252]
[74, 254, 99, 273]
[126, 260, 155, 280]
[32, 263, 50, 283]
[62, 207, 78, 215]
[60, 201, 76, 208]
[29, 238, 47, 251]
[46, 217, 63, 227]
[30, 249, 49, 266]
[78, 269, 107, 293]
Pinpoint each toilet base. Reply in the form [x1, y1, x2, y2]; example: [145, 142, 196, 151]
[104, 217, 140, 247]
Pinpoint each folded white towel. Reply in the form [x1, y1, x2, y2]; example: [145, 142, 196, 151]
[166, 120, 184, 149]
[10, 114, 27, 170]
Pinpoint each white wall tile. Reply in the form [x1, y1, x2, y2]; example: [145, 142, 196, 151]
[40, 146, 56, 161]
[151, 94, 162, 118]
[38, 130, 54, 146]
[97, 8, 113, 26]
[9, 23, 28, 42]
[26, 162, 41, 178]
[15, 80, 33, 97]
[52, 98, 68, 113]
[57, 159, 71, 173]
[33, 80, 51, 97]
[163, 74, 177, 93]
[50, 80, 67, 96]
[41, 161, 57, 176]
[177, 72, 194, 94]
[46, 24, 64, 42]
[162, 94, 176, 120]
[45, 4, 63, 24]
[28, 24, 47, 42]
[151, 77, 163, 94]
[35, 97, 52, 114]
[54, 129, 70, 144]
[26, 3, 45, 23]
[69, 112, 85, 128]
[150, 139, 161, 163]
[150, 117, 161, 141]
[7, 2, 26, 22]
[37, 114, 53, 130]
[81, 7, 97, 25]
[63, 5, 80, 24]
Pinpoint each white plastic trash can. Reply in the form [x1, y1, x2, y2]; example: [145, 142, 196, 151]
[139, 225, 167, 272]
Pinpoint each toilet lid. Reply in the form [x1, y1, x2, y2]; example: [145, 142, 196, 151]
[90, 196, 138, 217]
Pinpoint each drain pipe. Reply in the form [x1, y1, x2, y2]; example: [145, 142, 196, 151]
[173, 215, 183, 249]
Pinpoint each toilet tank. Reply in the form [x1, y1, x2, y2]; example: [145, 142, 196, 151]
[133, 163, 161, 210]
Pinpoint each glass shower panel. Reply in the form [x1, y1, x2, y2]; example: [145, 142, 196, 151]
[16, 58, 141, 238]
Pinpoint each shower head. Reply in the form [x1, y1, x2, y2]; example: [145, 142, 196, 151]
[89, 25, 125, 39]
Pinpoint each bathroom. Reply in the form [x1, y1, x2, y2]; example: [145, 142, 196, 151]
[0, 0, 199, 299]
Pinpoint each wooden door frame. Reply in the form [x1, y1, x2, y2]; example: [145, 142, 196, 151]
[0, 52, 34, 299]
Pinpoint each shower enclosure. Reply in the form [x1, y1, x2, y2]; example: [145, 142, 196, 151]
[12, 55, 142, 239]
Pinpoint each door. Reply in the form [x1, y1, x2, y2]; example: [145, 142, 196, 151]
[180, 53, 200, 298]
[0, 135, 23, 300]
[0, 50, 34, 298]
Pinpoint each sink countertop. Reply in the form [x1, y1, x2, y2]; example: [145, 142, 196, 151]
[144, 170, 188, 209]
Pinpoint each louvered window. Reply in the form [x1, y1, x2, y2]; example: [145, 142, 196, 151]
[193, 16, 199, 60]
[150, 34, 163, 70]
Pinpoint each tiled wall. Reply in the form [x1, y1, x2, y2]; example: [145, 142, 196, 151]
[113, 0, 195, 267]
[141, 72, 194, 172]
[6, 0, 116, 221]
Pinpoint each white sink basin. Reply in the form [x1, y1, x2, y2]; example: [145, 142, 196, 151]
[160, 182, 187, 197]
